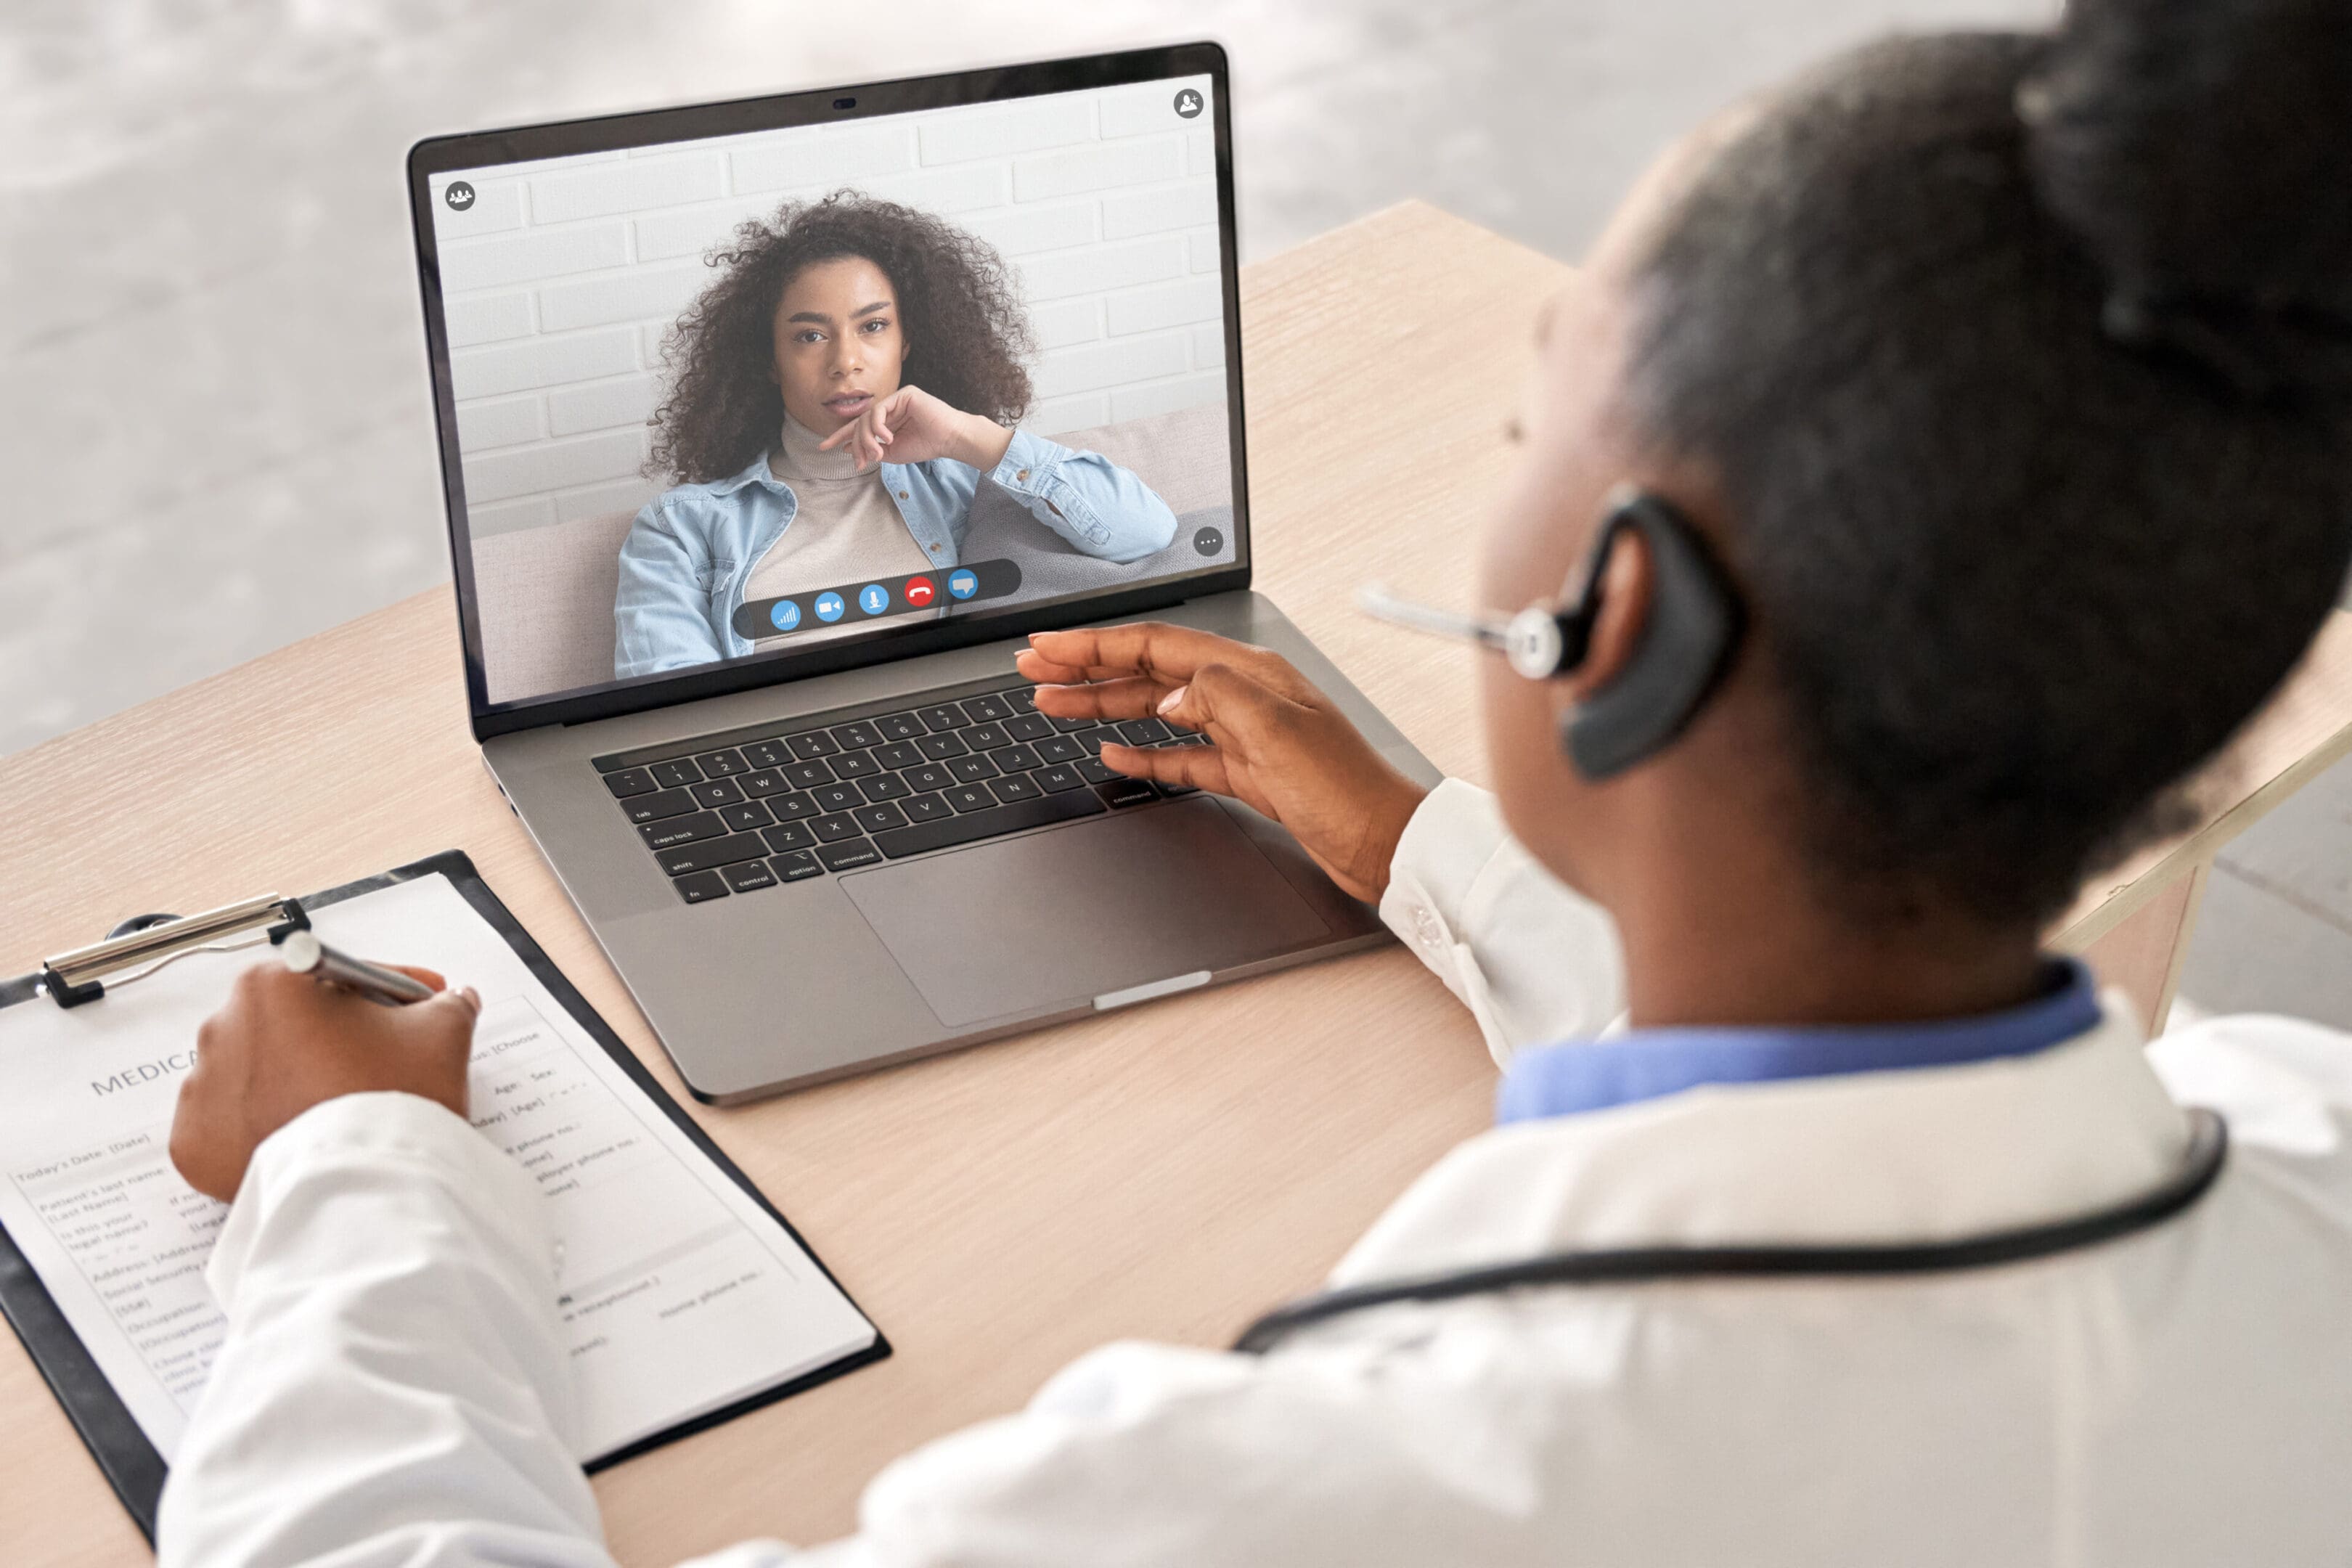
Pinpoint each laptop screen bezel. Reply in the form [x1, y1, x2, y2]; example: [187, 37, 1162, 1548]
[406, 42, 1247, 742]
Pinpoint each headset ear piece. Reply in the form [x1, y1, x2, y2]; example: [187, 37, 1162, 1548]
[1557, 491, 1744, 780]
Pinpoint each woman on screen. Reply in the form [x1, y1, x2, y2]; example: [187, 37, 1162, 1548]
[614, 193, 1180, 679]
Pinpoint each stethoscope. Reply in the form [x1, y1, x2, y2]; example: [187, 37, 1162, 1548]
[1233, 1108, 2226, 1354]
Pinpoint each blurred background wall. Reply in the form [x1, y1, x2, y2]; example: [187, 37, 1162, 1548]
[11, 0, 2348, 1023]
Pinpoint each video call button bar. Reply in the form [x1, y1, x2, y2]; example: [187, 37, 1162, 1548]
[732, 558, 1024, 641]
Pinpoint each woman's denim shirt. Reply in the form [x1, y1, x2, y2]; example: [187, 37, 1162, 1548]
[615, 430, 1177, 679]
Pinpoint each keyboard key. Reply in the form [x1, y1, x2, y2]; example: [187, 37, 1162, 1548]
[763, 822, 816, 852]
[964, 721, 1012, 751]
[719, 801, 774, 832]
[785, 760, 836, 789]
[960, 694, 1013, 722]
[1000, 685, 1039, 711]
[1077, 730, 1111, 756]
[817, 838, 883, 872]
[876, 711, 926, 741]
[907, 763, 955, 794]
[832, 749, 881, 780]
[741, 739, 791, 769]
[1117, 718, 1172, 745]
[945, 784, 995, 813]
[902, 792, 952, 822]
[873, 740, 923, 771]
[1032, 735, 1084, 764]
[624, 788, 699, 824]
[1004, 713, 1053, 742]
[916, 732, 968, 761]
[722, 859, 779, 893]
[830, 720, 884, 750]
[769, 791, 819, 821]
[787, 731, 840, 759]
[695, 748, 748, 777]
[690, 779, 745, 808]
[1098, 777, 1157, 809]
[917, 704, 970, 731]
[1155, 780, 1201, 797]
[603, 767, 658, 799]
[1076, 758, 1118, 785]
[811, 812, 863, 842]
[988, 744, 1042, 773]
[872, 786, 1106, 859]
[814, 784, 863, 813]
[658, 833, 772, 875]
[950, 756, 997, 783]
[1050, 714, 1095, 733]
[739, 768, 793, 798]
[638, 812, 727, 850]
[650, 759, 703, 789]
[1034, 764, 1085, 793]
[991, 774, 1043, 804]
[861, 772, 912, 801]
[1176, 732, 1212, 746]
[672, 869, 730, 905]
[854, 803, 910, 833]
[771, 850, 822, 882]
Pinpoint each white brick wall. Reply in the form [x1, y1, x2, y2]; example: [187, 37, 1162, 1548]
[429, 74, 1225, 538]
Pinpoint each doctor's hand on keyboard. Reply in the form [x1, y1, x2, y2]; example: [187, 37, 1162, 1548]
[1016, 624, 1429, 902]
[168, 962, 481, 1202]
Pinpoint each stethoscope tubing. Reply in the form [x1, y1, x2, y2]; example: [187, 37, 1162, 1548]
[1233, 1108, 2227, 1355]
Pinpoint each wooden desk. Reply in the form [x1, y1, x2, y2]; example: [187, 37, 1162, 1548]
[5, 200, 2350, 1565]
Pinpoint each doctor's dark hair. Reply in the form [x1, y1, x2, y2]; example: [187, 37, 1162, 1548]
[1625, 0, 2352, 928]
[648, 191, 1035, 483]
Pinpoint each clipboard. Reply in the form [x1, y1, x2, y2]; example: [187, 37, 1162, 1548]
[0, 849, 890, 1542]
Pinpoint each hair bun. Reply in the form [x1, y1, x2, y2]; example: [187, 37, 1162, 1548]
[2022, 0, 2352, 398]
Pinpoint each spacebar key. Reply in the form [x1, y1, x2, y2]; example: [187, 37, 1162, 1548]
[870, 788, 1106, 859]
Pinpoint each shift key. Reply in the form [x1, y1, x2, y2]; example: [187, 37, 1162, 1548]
[657, 833, 772, 876]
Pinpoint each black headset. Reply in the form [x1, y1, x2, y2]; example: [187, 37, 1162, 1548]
[1513, 489, 1747, 780]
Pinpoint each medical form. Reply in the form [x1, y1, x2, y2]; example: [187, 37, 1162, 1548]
[0, 870, 878, 1467]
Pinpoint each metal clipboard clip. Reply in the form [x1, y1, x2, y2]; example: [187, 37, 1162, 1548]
[38, 893, 311, 1009]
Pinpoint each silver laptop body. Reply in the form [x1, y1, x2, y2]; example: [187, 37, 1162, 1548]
[408, 45, 1437, 1101]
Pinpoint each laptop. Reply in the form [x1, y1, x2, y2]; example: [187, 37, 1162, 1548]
[406, 43, 1438, 1101]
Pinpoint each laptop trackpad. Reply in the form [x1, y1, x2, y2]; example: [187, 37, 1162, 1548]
[839, 799, 1333, 1027]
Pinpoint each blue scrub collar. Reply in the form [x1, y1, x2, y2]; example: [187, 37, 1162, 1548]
[1496, 959, 2102, 1124]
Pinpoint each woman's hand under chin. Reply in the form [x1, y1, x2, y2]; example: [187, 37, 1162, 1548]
[817, 385, 1016, 474]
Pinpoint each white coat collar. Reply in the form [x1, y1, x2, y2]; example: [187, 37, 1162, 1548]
[1331, 997, 2194, 1287]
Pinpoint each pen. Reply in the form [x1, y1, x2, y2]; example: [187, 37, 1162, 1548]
[278, 930, 438, 1006]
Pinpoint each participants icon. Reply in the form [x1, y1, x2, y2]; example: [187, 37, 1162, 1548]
[814, 591, 846, 623]
[444, 180, 476, 211]
[947, 568, 979, 600]
[857, 583, 890, 616]
[769, 599, 801, 632]
[904, 575, 936, 607]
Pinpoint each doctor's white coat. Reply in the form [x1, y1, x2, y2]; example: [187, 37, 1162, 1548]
[157, 781, 2352, 1567]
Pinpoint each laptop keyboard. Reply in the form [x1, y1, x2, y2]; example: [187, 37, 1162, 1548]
[594, 680, 1208, 905]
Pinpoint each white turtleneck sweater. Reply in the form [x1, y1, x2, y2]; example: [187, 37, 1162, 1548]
[743, 415, 933, 649]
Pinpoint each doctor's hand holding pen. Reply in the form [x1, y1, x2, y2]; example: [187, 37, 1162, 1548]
[1016, 623, 1427, 903]
[168, 961, 479, 1203]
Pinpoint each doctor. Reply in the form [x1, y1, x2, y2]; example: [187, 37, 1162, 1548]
[162, 1, 2352, 1563]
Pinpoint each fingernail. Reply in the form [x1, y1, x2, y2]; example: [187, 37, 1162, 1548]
[1158, 685, 1188, 716]
[460, 987, 481, 1010]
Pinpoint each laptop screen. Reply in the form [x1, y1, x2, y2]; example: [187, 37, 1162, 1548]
[416, 57, 1238, 717]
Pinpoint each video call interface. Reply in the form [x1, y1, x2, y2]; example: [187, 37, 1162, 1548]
[428, 74, 1235, 708]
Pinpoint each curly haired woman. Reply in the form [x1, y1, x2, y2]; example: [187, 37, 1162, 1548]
[614, 192, 1180, 678]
